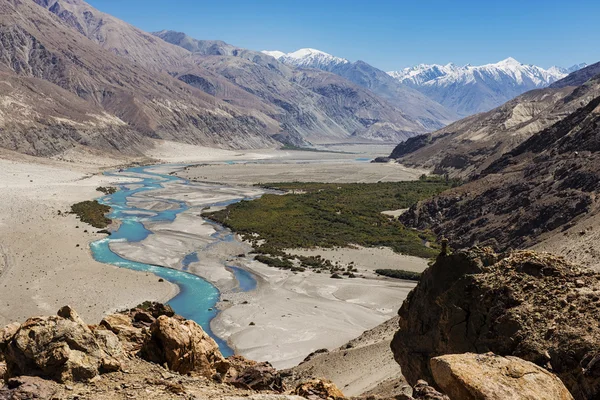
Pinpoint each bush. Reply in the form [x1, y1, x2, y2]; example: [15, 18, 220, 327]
[254, 255, 294, 269]
[70, 200, 111, 228]
[96, 186, 117, 195]
[204, 181, 454, 261]
[375, 269, 421, 281]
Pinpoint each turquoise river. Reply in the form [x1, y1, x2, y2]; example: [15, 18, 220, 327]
[89, 165, 257, 356]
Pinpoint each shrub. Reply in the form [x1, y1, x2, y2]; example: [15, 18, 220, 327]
[70, 200, 111, 228]
[375, 269, 421, 281]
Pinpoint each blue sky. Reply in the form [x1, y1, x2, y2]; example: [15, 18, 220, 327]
[87, 0, 598, 71]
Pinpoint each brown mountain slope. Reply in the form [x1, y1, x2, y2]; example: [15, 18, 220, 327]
[33, 0, 443, 146]
[157, 30, 441, 144]
[0, 0, 279, 155]
[400, 94, 600, 254]
[388, 63, 600, 178]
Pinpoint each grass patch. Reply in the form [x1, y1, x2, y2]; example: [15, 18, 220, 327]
[375, 269, 422, 281]
[71, 200, 111, 228]
[205, 177, 455, 260]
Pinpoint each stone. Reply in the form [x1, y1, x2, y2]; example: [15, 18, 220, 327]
[430, 353, 574, 400]
[227, 358, 284, 392]
[99, 314, 144, 352]
[0, 376, 59, 400]
[0, 322, 21, 360]
[3, 308, 121, 383]
[292, 378, 345, 399]
[140, 315, 225, 378]
[57, 305, 88, 327]
[0, 361, 6, 381]
[412, 380, 450, 400]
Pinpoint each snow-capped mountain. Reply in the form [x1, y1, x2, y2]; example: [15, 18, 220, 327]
[263, 48, 349, 71]
[547, 63, 588, 76]
[262, 48, 459, 130]
[387, 58, 586, 116]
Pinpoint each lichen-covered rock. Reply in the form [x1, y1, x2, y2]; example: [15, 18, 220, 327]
[411, 380, 450, 400]
[391, 248, 600, 400]
[0, 322, 20, 361]
[99, 313, 145, 352]
[0, 376, 59, 399]
[0, 361, 6, 381]
[292, 379, 345, 400]
[227, 356, 284, 392]
[140, 315, 225, 378]
[430, 353, 574, 400]
[3, 307, 121, 383]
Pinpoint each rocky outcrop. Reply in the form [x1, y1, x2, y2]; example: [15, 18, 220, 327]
[390, 248, 600, 400]
[3, 306, 122, 383]
[227, 356, 284, 392]
[430, 353, 573, 400]
[139, 315, 228, 378]
[292, 379, 345, 400]
[0, 303, 293, 399]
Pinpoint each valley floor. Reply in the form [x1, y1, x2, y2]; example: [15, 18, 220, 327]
[0, 140, 430, 395]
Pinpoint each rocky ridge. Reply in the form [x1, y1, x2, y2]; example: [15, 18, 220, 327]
[0, 302, 344, 400]
[391, 248, 600, 400]
[0, 0, 282, 156]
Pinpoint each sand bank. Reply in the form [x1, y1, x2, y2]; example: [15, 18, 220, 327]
[0, 150, 176, 327]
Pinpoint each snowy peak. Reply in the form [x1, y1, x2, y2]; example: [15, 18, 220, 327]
[497, 56, 521, 66]
[261, 50, 286, 59]
[261, 48, 349, 71]
[387, 58, 587, 117]
[548, 63, 589, 75]
[389, 58, 584, 88]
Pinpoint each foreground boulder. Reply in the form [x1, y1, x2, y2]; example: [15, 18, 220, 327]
[391, 248, 600, 400]
[3, 306, 122, 383]
[431, 353, 573, 400]
[140, 315, 227, 378]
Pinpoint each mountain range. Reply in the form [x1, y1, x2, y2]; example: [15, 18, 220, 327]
[389, 58, 587, 116]
[0, 0, 464, 157]
[266, 48, 586, 118]
[386, 62, 600, 178]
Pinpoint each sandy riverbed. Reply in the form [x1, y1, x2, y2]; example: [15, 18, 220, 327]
[0, 148, 177, 327]
[1, 140, 429, 373]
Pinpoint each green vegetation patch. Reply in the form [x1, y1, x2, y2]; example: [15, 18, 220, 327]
[205, 177, 455, 260]
[375, 269, 422, 281]
[71, 200, 112, 228]
[96, 186, 117, 195]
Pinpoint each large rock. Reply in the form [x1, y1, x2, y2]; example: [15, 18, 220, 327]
[227, 356, 284, 392]
[0, 322, 20, 361]
[0, 376, 59, 400]
[140, 315, 226, 378]
[430, 353, 574, 400]
[3, 306, 121, 383]
[99, 313, 145, 352]
[391, 248, 600, 400]
[292, 379, 345, 400]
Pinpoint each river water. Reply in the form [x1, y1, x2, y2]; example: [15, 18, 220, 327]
[89, 165, 256, 356]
